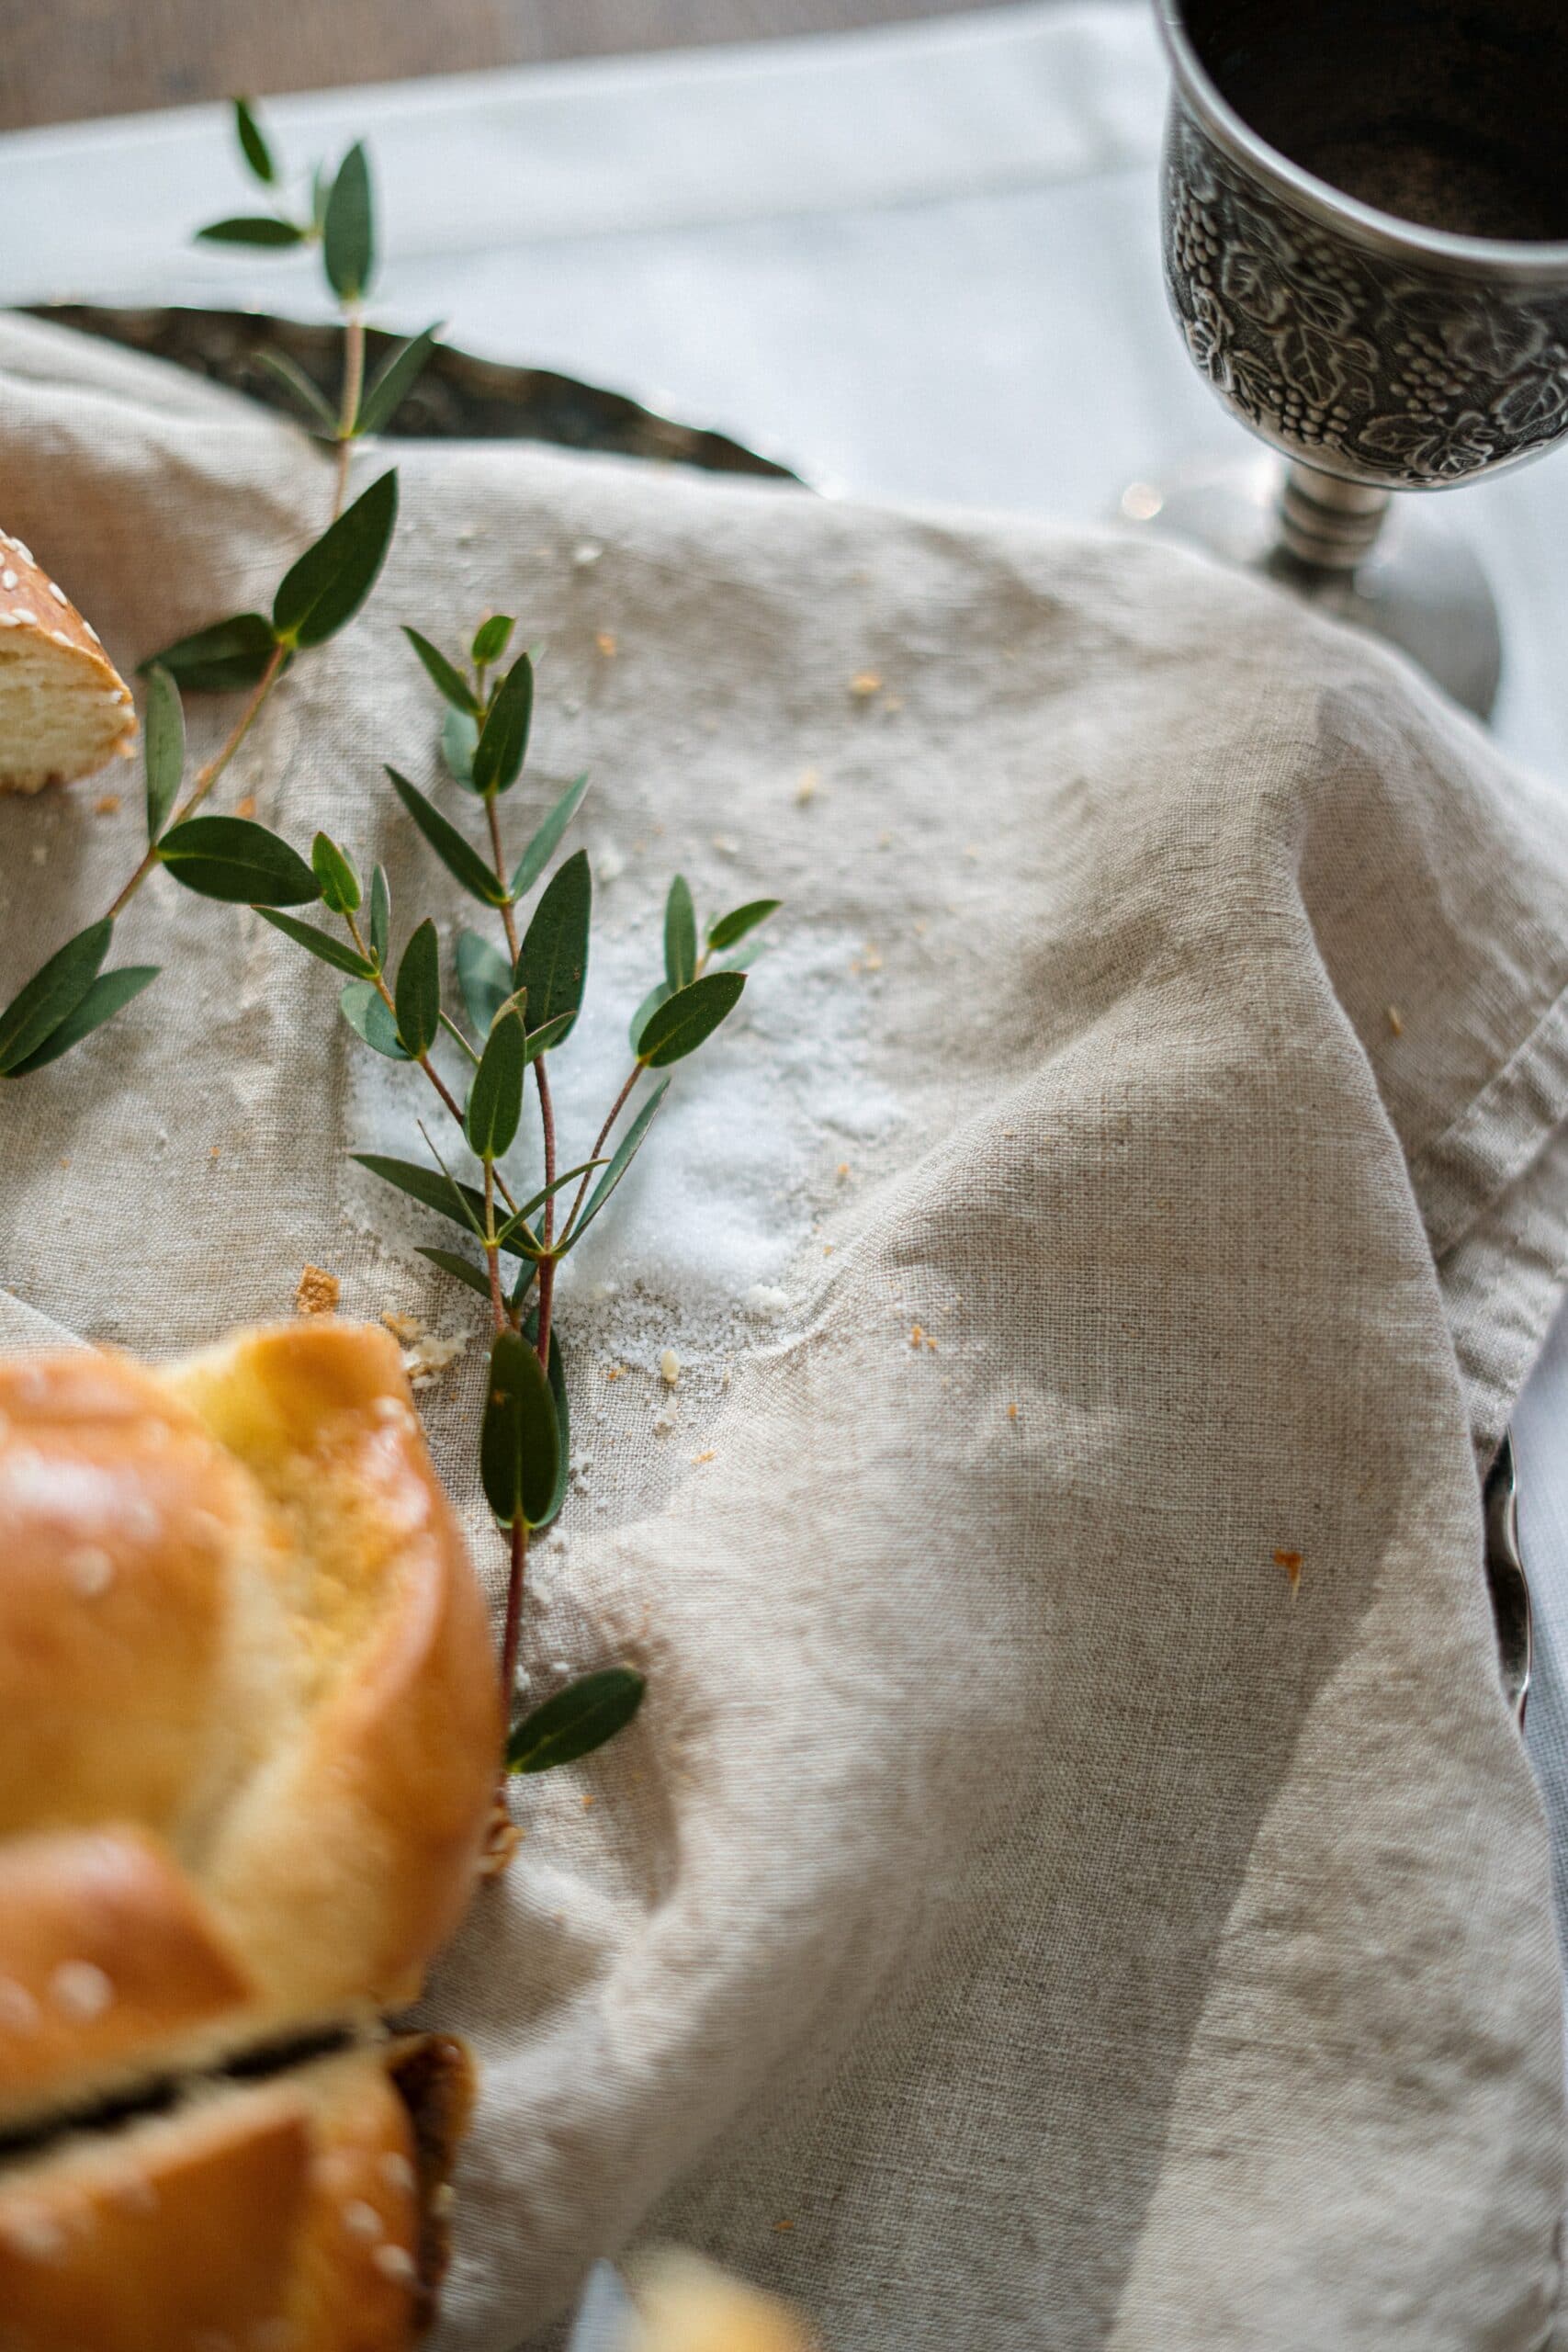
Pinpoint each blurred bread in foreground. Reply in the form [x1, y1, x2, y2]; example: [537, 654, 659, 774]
[0, 527, 135, 792]
[0, 1319, 502, 2346]
[631, 2248, 822, 2352]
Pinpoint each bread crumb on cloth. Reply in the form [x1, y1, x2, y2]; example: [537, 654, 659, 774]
[382, 1308, 467, 1387]
[295, 1265, 340, 1317]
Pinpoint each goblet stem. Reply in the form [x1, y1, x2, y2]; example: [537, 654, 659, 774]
[1270, 463, 1392, 576]
[1117, 450, 1503, 718]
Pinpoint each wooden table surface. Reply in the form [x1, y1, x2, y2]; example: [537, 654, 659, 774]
[0, 0, 1015, 134]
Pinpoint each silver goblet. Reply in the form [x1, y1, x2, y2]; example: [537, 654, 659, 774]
[1125, 0, 1568, 718]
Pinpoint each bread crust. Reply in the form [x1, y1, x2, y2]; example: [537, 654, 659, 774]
[0, 2039, 467, 2352]
[0, 1829, 255, 2135]
[0, 1324, 499, 2346]
[0, 526, 136, 792]
[168, 1323, 504, 2017]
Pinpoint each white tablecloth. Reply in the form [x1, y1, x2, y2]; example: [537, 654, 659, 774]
[6, 0, 1568, 2102]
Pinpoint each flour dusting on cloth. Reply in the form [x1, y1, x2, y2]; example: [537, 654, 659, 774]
[344, 910, 905, 1374]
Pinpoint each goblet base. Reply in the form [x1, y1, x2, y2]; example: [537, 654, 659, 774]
[1118, 453, 1503, 721]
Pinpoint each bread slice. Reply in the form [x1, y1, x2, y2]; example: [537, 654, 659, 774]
[0, 528, 136, 793]
[0, 2031, 474, 2350]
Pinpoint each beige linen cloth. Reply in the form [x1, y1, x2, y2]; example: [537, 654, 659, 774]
[4, 312, 1568, 2349]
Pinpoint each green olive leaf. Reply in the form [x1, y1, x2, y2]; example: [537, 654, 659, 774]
[273, 469, 398, 650]
[509, 772, 589, 901]
[523, 1012, 574, 1062]
[471, 613, 515, 667]
[2, 966, 160, 1078]
[415, 1245, 492, 1300]
[233, 97, 276, 186]
[142, 662, 185, 843]
[158, 815, 319, 905]
[705, 898, 781, 953]
[506, 1668, 645, 1772]
[141, 612, 276, 694]
[496, 1159, 606, 1250]
[569, 1080, 669, 1243]
[386, 766, 506, 906]
[464, 1001, 526, 1161]
[664, 874, 696, 992]
[340, 981, 412, 1060]
[310, 831, 362, 916]
[322, 139, 375, 301]
[368, 865, 391, 967]
[355, 323, 439, 438]
[196, 215, 306, 247]
[637, 970, 745, 1067]
[349, 1150, 525, 1249]
[471, 649, 534, 797]
[443, 706, 480, 792]
[0, 919, 116, 1073]
[257, 349, 339, 436]
[403, 627, 479, 716]
[394, 916, 441, 1058]
[521, 1307, 570, 1529]
[629, 978, 671, 1054]
[257, 909, 375, 978]
[480, 1328, 560, 1531]
[514, 847, 590, 1039]
[456, 929, 512, 1037]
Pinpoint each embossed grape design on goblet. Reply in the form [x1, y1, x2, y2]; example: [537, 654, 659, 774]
[1126, 0, 1568, 718]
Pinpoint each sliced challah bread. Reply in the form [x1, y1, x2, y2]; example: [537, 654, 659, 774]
[0, 2031, 475, 2351]
[0, 1320, 502, 2346]
[0, 529, 136, 793]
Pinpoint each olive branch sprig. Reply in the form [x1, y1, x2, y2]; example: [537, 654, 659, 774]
[271, 620, 777, 1825]
[196, 98, 441, 515]
[0, 102, 783, 1846]
[0, 106, 433, 1081]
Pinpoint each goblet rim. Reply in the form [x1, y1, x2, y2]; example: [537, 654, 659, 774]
[1156, 0, 1568, 283]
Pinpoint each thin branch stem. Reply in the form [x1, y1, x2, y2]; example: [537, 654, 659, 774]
[482, 1159, 507, 1333]
[565, 1063, 642, 1234]
[106, 647, 287, 922]
[439, 1010, 480, 1066]
[416, 1049, 467, 1130]
[534, 1056, 558, 1371]
[344, 909, 522, 1220]
[333, 310, 365, 519]
[486, 794, 520, 966]
[104, 298, 355, 936]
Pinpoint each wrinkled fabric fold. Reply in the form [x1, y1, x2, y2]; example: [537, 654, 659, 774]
[0, 315, 1563, 2350]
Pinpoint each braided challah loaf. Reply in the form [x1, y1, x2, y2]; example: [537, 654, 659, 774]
[0, 1320, 501, 2348]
